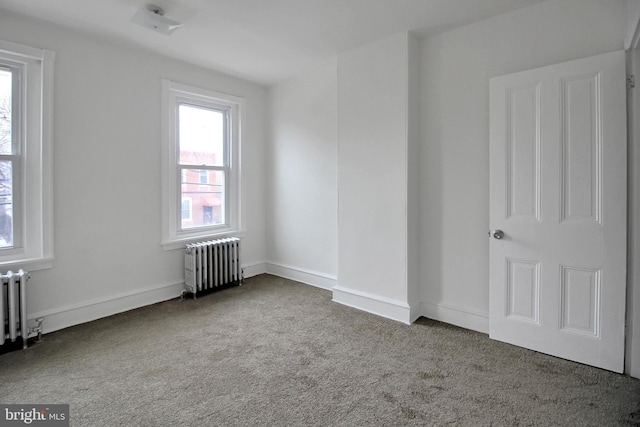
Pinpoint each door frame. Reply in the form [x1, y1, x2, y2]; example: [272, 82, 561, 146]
[626, 8, 640, 379]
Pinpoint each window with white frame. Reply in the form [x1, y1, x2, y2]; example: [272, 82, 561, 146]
[161, 80, 242, 248]
[0, 40, 54, 270]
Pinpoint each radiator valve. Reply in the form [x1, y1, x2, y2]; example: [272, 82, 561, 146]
[28, 317, 44, 343]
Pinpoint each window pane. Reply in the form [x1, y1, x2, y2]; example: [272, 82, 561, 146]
[0, 69, 11, 155]
[178, 104, 224, 167]
[0, 160, 13, 247]
[180, 169, 224, 229]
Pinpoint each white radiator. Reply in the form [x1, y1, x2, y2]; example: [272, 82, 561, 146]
[1, 270, 29, 349]
[185, 238, 242, 296]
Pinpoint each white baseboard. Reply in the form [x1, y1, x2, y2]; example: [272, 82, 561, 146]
[409, 303, 423, 324]
[265, 262, 337, 290]
[420, 301, 489, 334]
[242, 262, 267, 279]
[28, 261, 266, 336]
[332, 285, 412, 325]
[28, 281, 185, 335]
[25, 258, 487, 341]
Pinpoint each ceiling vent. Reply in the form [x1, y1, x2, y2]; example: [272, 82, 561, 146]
[131, 5, 182, 35]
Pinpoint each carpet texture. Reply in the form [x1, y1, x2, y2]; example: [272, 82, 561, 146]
[1, 274, 639, 426]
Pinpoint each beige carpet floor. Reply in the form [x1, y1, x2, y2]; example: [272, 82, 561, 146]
[1, 274, 639, 426]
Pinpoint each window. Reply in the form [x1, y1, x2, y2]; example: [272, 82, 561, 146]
[161, 80, 243, 249]
[198, 169, 208, 185]
[181, 198, 192, 221]
[0, 40, 54, 270]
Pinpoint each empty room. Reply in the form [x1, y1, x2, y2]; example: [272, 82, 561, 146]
[1, 0, 639, 425]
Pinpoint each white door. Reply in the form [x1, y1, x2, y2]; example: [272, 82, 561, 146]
[489, 51, 627, 373]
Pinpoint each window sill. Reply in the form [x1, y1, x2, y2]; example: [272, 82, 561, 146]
[0, 257, 54, 272]
[161, 230, 246, 251]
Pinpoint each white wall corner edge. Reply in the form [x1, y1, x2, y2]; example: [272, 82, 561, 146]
[332, 285, 413, 325]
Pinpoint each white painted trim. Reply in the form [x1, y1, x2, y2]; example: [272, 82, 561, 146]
[420, 301, 489, 334]
[242, 261, 266, 278]
[265, 262, 336, 290]
[0, 39, 44, 60]
[332, 285, 412, 324]
[28, 281, 185, 335]
[41, 49, 55, 269]
[627, 47, 640, 379]
[27, 260, 266, 337]
[409, 303, 422, 324]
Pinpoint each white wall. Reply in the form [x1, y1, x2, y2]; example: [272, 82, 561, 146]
[335, 32, 418, 323]
[419, 0, 627, 332]
[628, 0, 640, 49]
[0, 10, 267, 333]
[266, 62, 338, 289]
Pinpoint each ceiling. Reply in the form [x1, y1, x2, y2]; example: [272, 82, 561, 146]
[0, 0, 548, 85]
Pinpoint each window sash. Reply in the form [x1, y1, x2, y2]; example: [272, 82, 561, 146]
[176, 100, 230, 232]
[0, 63, 22, 156]
[177, 101, 229, 169]
[0, 61, 24, 252]
[161, 79, 243, 249]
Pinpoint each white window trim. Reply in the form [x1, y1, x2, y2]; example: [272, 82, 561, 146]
[161, 79, 244, 250]
[0, 40, 54, 271]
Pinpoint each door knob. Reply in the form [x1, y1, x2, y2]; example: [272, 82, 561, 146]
[489, 230, 504, 240]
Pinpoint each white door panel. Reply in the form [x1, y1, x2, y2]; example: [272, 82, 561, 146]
[489, 51, 626, 372]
